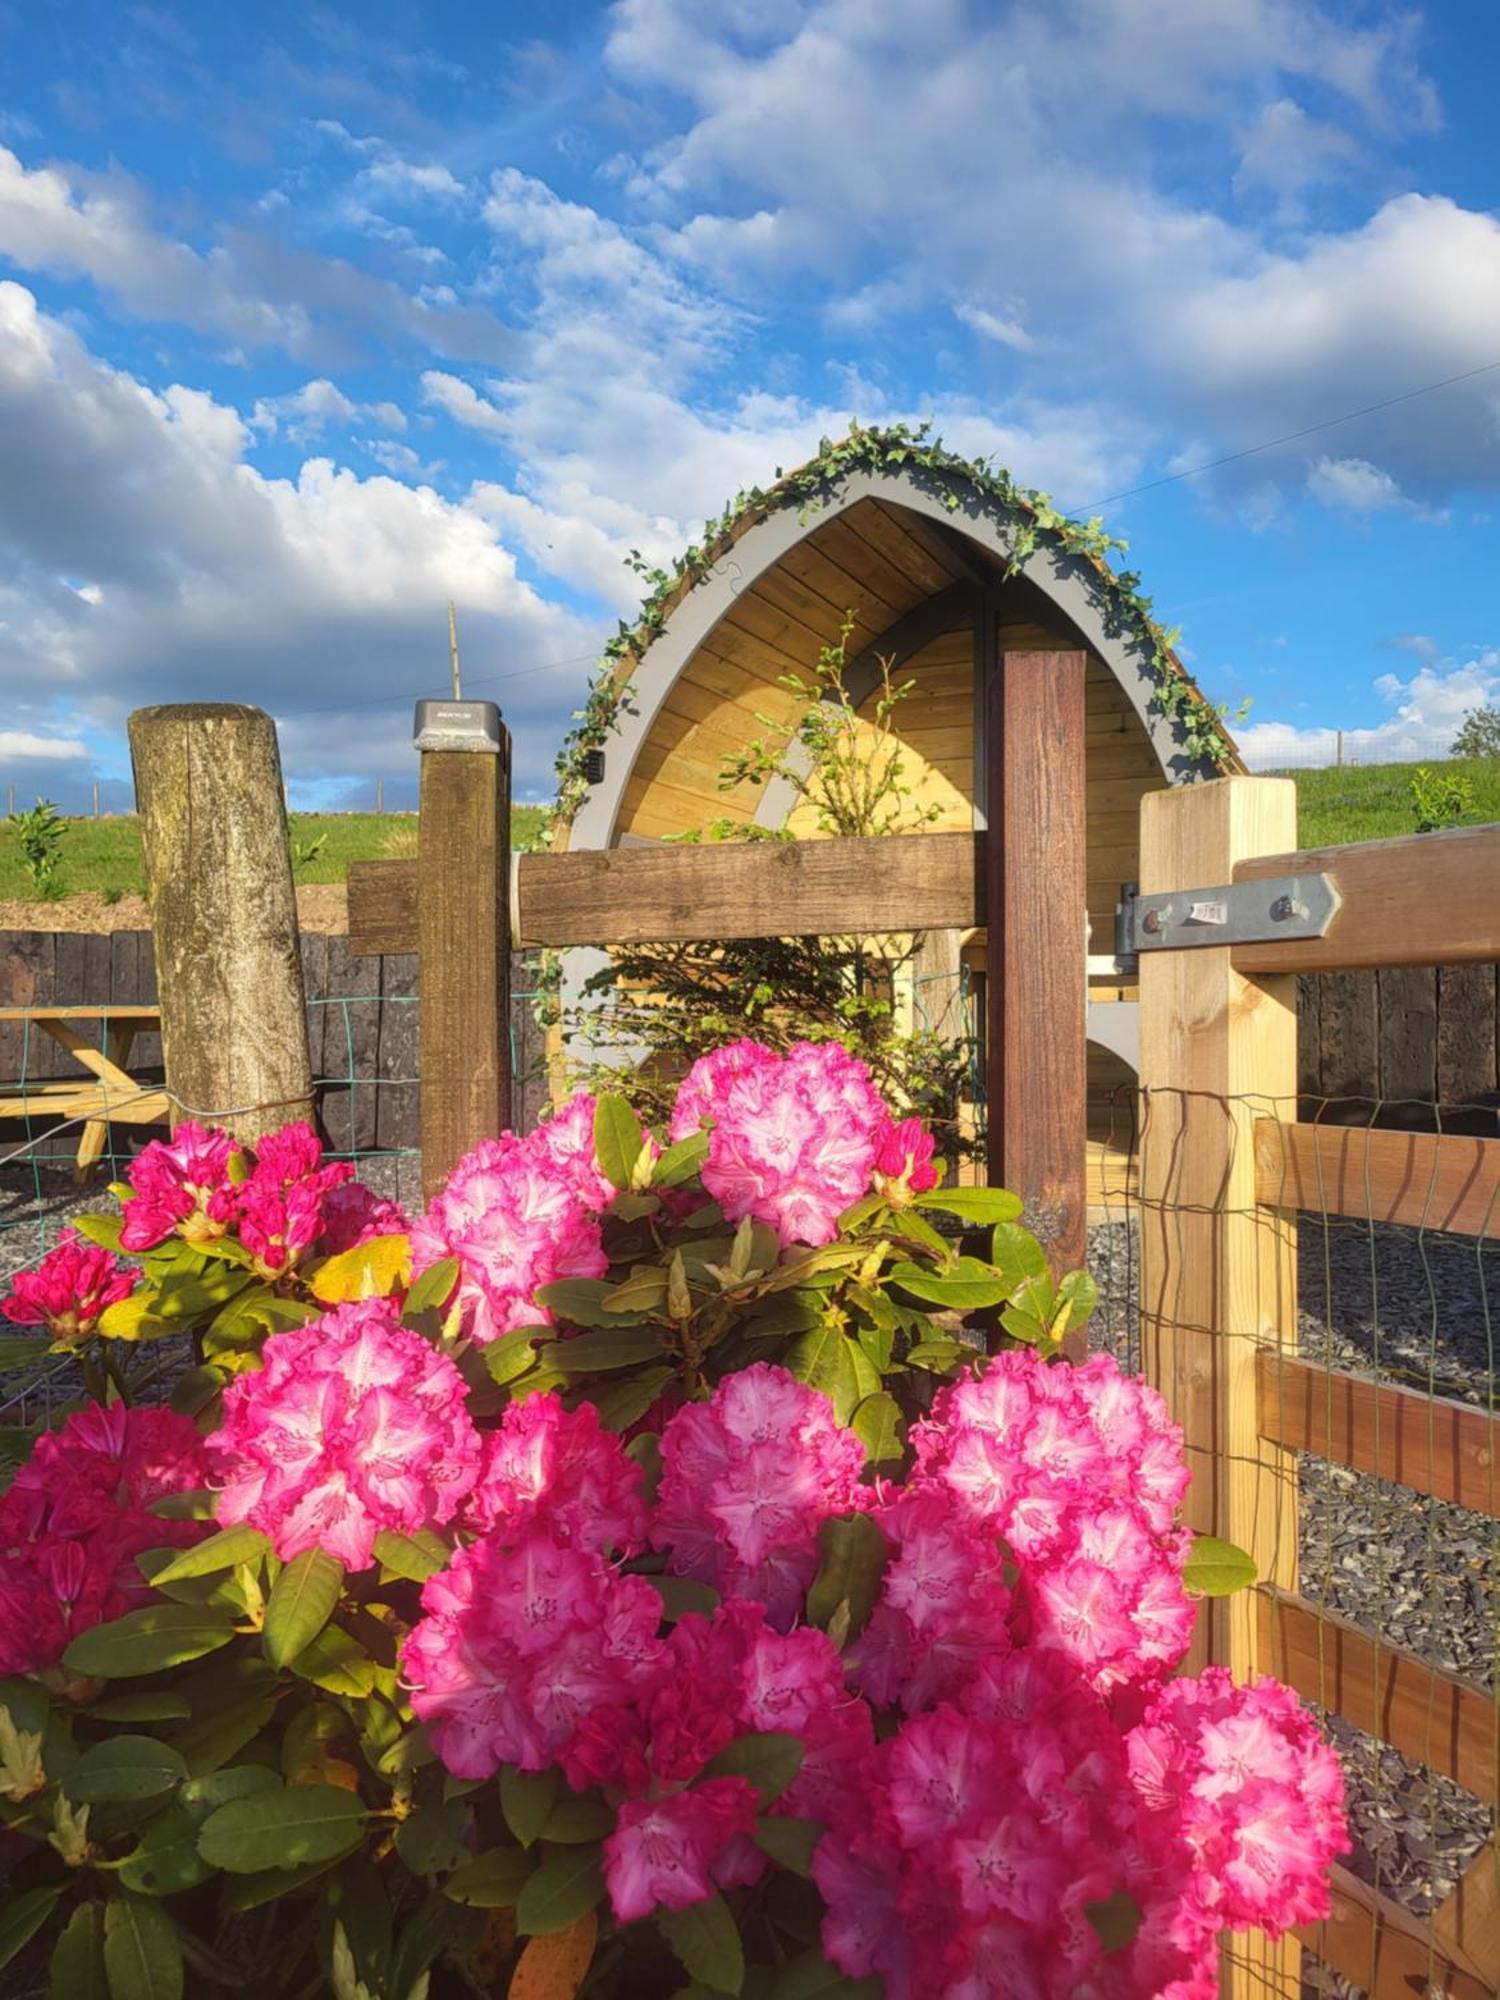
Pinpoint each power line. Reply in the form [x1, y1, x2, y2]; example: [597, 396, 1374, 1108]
[1072, 353, 1500, 514]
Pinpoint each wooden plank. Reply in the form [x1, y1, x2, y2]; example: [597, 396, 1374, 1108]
[841, 498, 963, 595]
[0, 1004, 162, 1020]
[1438, 963, 1499, 1111]
[1256, 1349, 1500, 1516]
[416, 726, 512, 1198]
[1378, 965, 1438, 1121]
[1313, 969, 1379, 1119]
[1297, 972, 1322, 1111]
[1257, 1587, 1496, 1800]
[351, 829, 989, 957]
[375, 950, 419, 1154]
[986, 650, 1088, 1295]
[1300, 1864, 1495, 2000]
[1233, 824, 1500, 973]
[1432, 1845, 1500, 1993]
[1255, 1118, 1500, 1237]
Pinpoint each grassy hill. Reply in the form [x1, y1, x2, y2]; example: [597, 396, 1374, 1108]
[0, 805, 551, 903]
[1280, 757, 1500, 848]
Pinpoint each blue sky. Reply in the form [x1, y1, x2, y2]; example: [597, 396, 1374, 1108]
[1, 0, 1498, 810]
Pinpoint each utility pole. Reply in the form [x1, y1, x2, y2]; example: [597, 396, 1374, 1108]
[448, 601, 462, 700]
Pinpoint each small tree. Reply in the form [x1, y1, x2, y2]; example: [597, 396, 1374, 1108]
[1450, 704, 1500, 759]
[8, 797, 68, 897]
[562, 620, 976, 1156]
[1409, 764, 1475, 833]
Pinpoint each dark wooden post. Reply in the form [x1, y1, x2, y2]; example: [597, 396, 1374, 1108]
[415, 701, 511, 1198]
[128, 703, 313, 1143]
[984, 650, 1089, 1287]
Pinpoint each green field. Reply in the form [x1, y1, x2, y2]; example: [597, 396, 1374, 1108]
[1280, 756, 1500, 848]
[0, 806, 551, 902]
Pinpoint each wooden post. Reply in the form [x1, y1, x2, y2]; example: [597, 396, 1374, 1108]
[128, 704, 312, 1144]
[1136, 776, 1300, 2000]
[92, 780, 100, 818]
[376, 777, 384, 815]
[416, 708, 511, 1198]
[984, 649, 1089, 1288]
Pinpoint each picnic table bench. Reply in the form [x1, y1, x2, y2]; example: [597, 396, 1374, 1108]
[0, 1005, 170, 1180]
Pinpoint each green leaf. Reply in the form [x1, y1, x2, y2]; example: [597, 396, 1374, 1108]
[902, 1338, 968, 1374]
[178, 1764, 281, 1814]
[63, 1604, 237, 1678]
[533, 1279, 647, 1328]
[70, 1734, 188, 1804]
[887, 1257, 1010, 1309]
[645, 1574, 720, 1622]
[372, 1528, 450, 1583]
[147, 1487, 216, 1521]
[501, 1765, 558, 1849]
[851, 1392, 904, 1465]
[911, 1187, 1023, 1224]
[651, 1129, 709, 1188]
[594, 1093, 644, 1192]
[1085, 1890, 1142, 1954]
[540, 1794, 615, 1844]
[221, 1846, 360, 1911]
[806, 1514, 886, 1643]
[119, 1808, 216, 1897]
[752, 1816, 821, 1876]
[0, 1885, 60, 1972]
[514, 1844, 606, 1936]
[102, 1894, 183, 2000]
[601, 1267, 670, 1312]
[49, 1902, 107, 2000]
[442, 1846, 535, 1908]
[197, 1784, 368, 1873]
[404, 1257, 459, 1318]
[286, 1624, 379, 1699]
[264, 1548, 344, 1668]
[147, 1523, 268, 1585]
[96, 1294, 174, 1342]
[545, 1326, 666, 1373]
[168, 1694, 276, 1778]
[83, 1694, 192, 1724]
[69, 1211, 126, 1252]
[0, 1334, 53, 1374]
[484, 1330, 544, 1386]
[702, 1733, 804, 1807]
[658, 1889, 743, 1995]
[1182, 1535, 1258, 1597]
[394, 1800, 471, 1877]
[589, 1365, 675, 1434]
[784, 1320, 860, 1423]
[989, 1221, 1049, 1291]
[768, 1950, 882, 1998]
[1055, 1268, 1099, 1336]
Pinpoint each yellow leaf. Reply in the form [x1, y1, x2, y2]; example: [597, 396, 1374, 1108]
[507, 1909, 597, 2000]
[96, 1292, 172, 1342]
[310, 1233, 412, 1305]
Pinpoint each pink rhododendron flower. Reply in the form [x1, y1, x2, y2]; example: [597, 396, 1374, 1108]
[403, 1524, 665, 1777]
[604, 1778, 759, 1922]
[0, 1403, 208, 1676]
[463, 1391, 647, 1555]
[872, 1115, 939, 1200]
[533, 1092, 622, 1210]
[670, 1039, 887, 1246]
[231, 1122, 354, 1275]
[120, 1120, 236, 1250]
[210, 1298, 479, 1568]
[319, 1181, 409, 1256]
[1, 1232, 136, 1342]
[410, 1128, 606, 1346]
[1128, 1667, 1347, 1935]
[653, 1363, 868, 1626]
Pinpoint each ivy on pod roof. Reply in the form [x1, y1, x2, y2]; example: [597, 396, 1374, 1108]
[551, 420, 1239, 830]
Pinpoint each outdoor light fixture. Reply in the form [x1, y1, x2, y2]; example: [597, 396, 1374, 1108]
[583, 749, 607, 784]
[411, 699, 504, 753]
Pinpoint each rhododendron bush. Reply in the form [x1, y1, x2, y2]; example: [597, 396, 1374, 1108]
[0, 1042, 1346, 1998]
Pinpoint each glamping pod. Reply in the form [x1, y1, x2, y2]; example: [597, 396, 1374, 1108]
[553, 427, 1240, 1197]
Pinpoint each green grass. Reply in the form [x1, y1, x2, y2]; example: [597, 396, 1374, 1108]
[1279, 757, 1500, 848]
[0, 806, 551, 903]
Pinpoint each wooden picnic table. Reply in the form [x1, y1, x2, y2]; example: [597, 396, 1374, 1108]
[0, 1005, 170, 1180]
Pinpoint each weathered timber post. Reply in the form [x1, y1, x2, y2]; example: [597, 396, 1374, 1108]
[1136, 776, 1300, 2000]
[984, 649, 1089, 1306]
[412, 699, 511, 1199]
[128, 704, 313, 1143]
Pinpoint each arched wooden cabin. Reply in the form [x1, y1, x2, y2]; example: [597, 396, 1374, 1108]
[557, 431, 1240, 1194]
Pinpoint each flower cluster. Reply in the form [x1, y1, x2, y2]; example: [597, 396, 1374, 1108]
[1, 1232, 137, 1343]
[669, 1040, 889, 1246]
[120, 1120, 236, 1250]
[464, 1391, 647, 1553]
[210, 1298, 480, 1569]
[409, 1097, 612, 1346]
[0, 1402, 207, 1675]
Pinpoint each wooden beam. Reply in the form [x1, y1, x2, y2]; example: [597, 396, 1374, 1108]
[1299, 1864, 1495, 2000]
[1433, 1845, 1500, 1993]
[1232, 824, 1500, 974]
[1257, 1350, 1500, 1517]
[415, 722, 512, 1198]
[985, 650, 1089, 1291]
[1255, 1117, 1500, 1237]
[1257, 1587, 1496, 1801]
[349, 830, 989, 956]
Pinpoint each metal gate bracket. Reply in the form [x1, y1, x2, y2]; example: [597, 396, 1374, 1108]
[1118, 874, 1339, 957]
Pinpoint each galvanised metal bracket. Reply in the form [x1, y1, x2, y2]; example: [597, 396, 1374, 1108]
[1115, 874, 1340, 960]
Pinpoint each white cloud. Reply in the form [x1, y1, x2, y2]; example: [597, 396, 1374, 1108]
[0, 730, 89, 761]
[251, 378, 409, 442]
[1306, 454, 1404, 513]
[1233, 97, 1365, 213]
[954, 302, 1035, 351]
[0, 283, 594, 793]
[1237, 649, 1500, 769]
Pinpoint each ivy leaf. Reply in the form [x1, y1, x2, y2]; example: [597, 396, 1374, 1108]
[310, 1234, 412, 1305]
[657, 1889, 743, 1995]
[263, 1548, 344, 1668]
[514, 1844, 606, 1936]
[910, 1187, 1022, 1224]
[196, 1784, 368, 1873]
[806, 1515, 886, 1643]
[102, 1893, 183, 2000]
[64, 1605, 237, 1679]
[1182, 1535, 1257, 1597]
[593, 1094, 644, 1192]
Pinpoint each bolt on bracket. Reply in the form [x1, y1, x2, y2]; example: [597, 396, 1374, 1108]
[1118, 874, 1340, 955]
